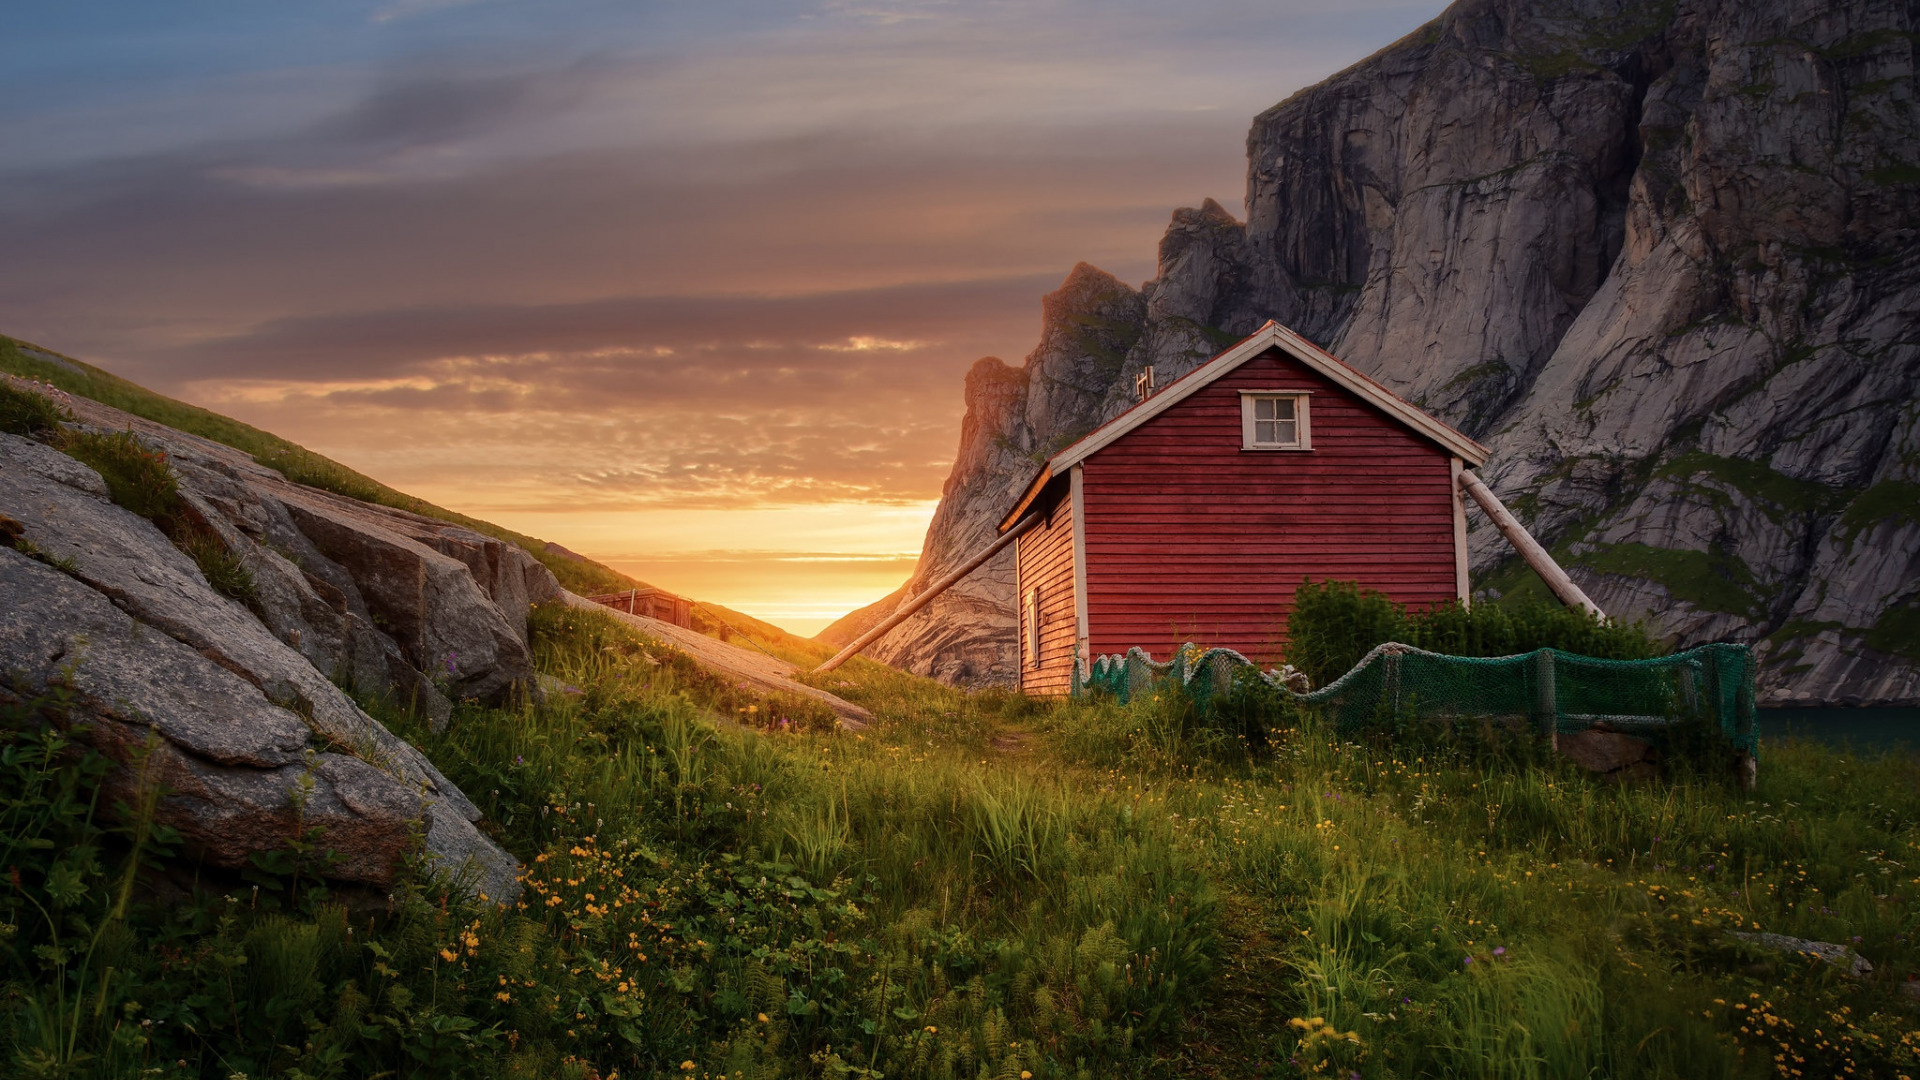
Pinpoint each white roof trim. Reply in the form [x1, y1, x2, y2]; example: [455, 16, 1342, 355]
[1046, 321, 1490, 470]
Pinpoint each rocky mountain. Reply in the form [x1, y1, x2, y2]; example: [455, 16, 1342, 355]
[848, 0, 1920, 706]
[2, 378, 544, 901]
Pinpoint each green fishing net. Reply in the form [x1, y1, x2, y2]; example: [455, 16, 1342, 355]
[1076, 641, 1759, 757]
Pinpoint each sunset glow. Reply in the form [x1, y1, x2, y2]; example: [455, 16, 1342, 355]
[1, 0, 1448, 635]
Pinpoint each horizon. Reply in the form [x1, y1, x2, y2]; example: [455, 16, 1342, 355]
[0, 0, 1449, 635]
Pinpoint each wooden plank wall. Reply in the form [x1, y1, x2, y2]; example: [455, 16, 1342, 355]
[1080, 347, 1459, 666]
[1015, 489, 1080, 696]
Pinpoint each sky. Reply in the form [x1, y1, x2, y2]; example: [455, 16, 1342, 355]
[0, 0, 1447, 635]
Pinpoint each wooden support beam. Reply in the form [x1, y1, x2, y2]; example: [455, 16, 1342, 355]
[814, 513, 1043, 674]
[1456, 469, 1605, 619]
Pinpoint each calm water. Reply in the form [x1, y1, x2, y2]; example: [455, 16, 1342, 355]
[1760, 707, 1920, 755]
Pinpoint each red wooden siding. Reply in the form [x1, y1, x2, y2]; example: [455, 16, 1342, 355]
[1079, 346, 1459, 666]
[1015, 488, 1079, 695]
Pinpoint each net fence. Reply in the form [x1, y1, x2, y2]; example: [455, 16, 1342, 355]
[1075, 641, 1759, 757]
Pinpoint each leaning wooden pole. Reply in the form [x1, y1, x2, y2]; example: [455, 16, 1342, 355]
[814, 513, 1042, 674]
[1456, 469, 1605, 618]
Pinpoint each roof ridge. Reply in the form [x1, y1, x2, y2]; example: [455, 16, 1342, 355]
[997, 321, 1490, 532]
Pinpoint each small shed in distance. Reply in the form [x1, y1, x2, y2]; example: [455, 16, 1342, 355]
[1001, 321, 1490, 696]
[587, 586, 694, 629]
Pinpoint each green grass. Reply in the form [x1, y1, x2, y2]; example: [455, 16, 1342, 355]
[7, 598, 1918, 1078]
[1653, 452, 1845, 525]
[1571, 542, 1765, 619]
[1839, 480, 1920, 539]
[1037, 694, 1920, 1078]
[0, 379, 71, 438]
[59, 428, 182, 519]
[48, 427, 256, 602]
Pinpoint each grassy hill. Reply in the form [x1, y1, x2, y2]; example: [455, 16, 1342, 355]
[0, 333, 808, 646]
[7, 594, 1917, 1079]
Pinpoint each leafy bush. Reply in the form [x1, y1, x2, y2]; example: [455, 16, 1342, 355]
[0, 380, 69, 437]
[1408, 594, 1664, 661]
[1286, 579, 1662, 687]
[1285, 580, 1409, 689]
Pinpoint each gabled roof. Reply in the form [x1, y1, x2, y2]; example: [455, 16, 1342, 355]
[998, 320, 1490, 532]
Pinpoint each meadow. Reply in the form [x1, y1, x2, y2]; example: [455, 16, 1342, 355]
[3, 600, 1918, 1079]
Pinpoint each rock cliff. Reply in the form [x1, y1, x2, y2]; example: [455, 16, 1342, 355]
[851, 0, 1920, 705]
[1, 382, 548, 900]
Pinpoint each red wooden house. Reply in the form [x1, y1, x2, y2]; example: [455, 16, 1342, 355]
[1001, 321, 1490, 696]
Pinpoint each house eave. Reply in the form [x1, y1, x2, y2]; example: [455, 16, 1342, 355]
[998, 466, 1060, 533]
[1042, 321, 1490, 475]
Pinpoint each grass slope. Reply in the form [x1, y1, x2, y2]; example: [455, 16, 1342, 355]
[1, 334, 811, 644]
[7, 601, 1916, 1079]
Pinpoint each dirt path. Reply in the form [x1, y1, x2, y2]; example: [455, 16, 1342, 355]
[562, 591, 872, 729]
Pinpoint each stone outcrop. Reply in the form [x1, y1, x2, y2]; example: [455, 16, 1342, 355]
[0, 391, 551, 900]
[1732, 932, 1875, 978]
[840, 0, 1920, 705]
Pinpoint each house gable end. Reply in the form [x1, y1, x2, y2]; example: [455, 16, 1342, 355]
[1045, 321, 1487, 474]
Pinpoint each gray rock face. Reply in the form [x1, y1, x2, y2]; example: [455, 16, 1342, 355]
[0, 414, 535, 899]
[1732, 932, 1874, 978]
[853, 0, 1920, 705]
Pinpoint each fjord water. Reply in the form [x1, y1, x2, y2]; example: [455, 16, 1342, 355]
[1761, 707, 1920, 754]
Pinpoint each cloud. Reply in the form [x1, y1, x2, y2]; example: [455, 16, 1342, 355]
[170, 273, 1054, 509]
[162, 273, 1049, 376]
[371, 0, 488, 25]
[0, 113, 1237, 357]
[0, 0, 1450, 571]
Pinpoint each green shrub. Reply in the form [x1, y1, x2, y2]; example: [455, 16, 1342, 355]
[1286, 579, 1408, 688]
[1286, 579, 1662, 687]
[1409, 594, 1663, 660]
[0, 380, 69, 437]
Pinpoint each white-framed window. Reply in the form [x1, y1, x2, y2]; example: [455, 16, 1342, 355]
[1239, 391, 1312, 450]
[1026, 586, 1042, 667]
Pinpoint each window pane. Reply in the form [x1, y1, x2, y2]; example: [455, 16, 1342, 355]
[1274, 418, 1296, 444]
[1271, 397, 1295, 422]
[1255, 397, 1277, 421]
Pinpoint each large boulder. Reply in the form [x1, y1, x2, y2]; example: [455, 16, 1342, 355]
[114, 416, 563, 714]
[0, 421, 531, 902]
